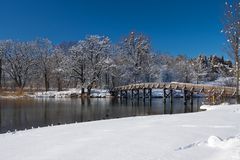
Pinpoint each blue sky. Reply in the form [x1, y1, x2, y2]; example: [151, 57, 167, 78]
[0, 0, 228, 58]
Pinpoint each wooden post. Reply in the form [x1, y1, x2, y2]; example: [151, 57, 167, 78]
[136, 89, 140, 100]
[163, 88, 167, 104]
[149, 88, 152, 99]
[125, 90, 128, 99]
[190, 91, 193, 105]
[131, 89, 134, 100]
[149, 97, 152, 106]
[183, 88, 187, 105]
[170, 89, 173, 104]
[163, 102, 166, 114]
[120, 90, 123, 98]
[143, 88, 146, 100]
[183, 89, 188, 113]
[190, 91, 193, 112]
[170, 101, 173, 114]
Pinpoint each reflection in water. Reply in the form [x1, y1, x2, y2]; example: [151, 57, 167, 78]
[0, 97, 216, 133]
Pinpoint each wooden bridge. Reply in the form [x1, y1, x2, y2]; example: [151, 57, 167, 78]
[113, 82, 237, 105]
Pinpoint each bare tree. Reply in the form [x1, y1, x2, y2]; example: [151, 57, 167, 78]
[4, 41, 35, 91]
[69, 42, 88, 93]
[34, 39, 53, 92]
[0, 42, 4, 89]
[51, 46, 70, 91]
[223, 0, 240, 101]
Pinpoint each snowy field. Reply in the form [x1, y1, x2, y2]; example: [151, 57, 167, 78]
[0, 104, 240, 160]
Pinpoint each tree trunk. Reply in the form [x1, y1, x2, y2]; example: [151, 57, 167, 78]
[235, 37, 240, 103]
[236, 61, 240, 103]
[81, 87, 85, 97]
[105, 73, 109, 88]
[44, 73, 49, 92]
[87, 83, 92, 97]
[57, 76, 62, 91]
[111, 76, 115, 88]
[0, 58, 2, 89]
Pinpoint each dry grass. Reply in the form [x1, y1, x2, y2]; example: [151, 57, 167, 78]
[0, 89, 26, 97]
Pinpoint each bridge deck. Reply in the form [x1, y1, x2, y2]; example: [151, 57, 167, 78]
[115, 82, 237, 96]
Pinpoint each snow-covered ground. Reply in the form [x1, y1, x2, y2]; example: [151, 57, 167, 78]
[0, 104, 240, 160]
[32, 88, 111, 98]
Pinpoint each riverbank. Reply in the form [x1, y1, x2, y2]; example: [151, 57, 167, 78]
[0, 104, 239, 160]
[0, 89, 112, 99]
[0, 91, 26, 99]
[1, 88, 204, 99]
[33, 88, 112, 98]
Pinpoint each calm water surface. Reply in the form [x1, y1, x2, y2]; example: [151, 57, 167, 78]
[0, 97, 204, 133]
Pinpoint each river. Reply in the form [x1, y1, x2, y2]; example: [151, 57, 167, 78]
[0, 97, 205, 133]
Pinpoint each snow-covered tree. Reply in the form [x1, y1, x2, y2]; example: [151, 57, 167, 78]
[191, 55, 210, 83]
[70, 35, 110, 94]
[51, 46, 70, 91]
[3, 41, 35, 91]
[0, 41, 6, 89]
[173, 55, 194, 83]
[34, 39, 53, 91]
[84, 36, 110, 90]
[116, 32, 156, 84]
[158, 54, 175, 82]
[223, 0, 240, 100]
[70, 42, 88, 92]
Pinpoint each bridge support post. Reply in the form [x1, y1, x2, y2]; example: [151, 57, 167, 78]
[190, 91, 193, 105]
[170, 89, 173, 104]
[131, 89, 134, 100]
[190, 91, 193, 112]
[143, 88, 146, 100]
[163, 102, 166, 114]
[136, 89, 140, 100]
[163, 88, 167, 104]
[125, 90, 128, 99]
[183, 88, 187, 105]
[170, 101, 173, 114]
[120, 90, 123, 98]
[149, 88, 152, 99]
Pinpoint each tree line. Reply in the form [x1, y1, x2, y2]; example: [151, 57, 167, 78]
[0, 32, 234, 93]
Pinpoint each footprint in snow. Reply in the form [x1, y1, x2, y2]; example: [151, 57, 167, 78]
[175, 141, 203, 151]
